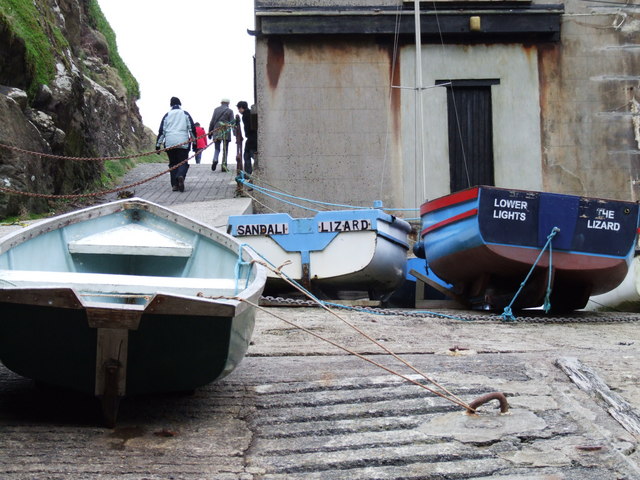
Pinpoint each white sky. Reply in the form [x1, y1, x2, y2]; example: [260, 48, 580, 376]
[98, 0, 256, 132]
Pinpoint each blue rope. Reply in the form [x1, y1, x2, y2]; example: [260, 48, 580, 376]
[543, 237, 555, 313]
[235, 172, 419, 214]
[500, 227, 560, 321]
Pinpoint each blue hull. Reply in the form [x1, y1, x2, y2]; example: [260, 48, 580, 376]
[414, 186, 639, 311]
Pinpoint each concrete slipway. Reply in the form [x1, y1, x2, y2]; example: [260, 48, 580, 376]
[1, 163, 640, 479]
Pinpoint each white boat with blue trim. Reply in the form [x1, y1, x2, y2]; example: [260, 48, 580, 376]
[227, 207, 412, 300]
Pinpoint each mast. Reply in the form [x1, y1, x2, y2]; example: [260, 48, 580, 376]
[414, 0, 426, 208]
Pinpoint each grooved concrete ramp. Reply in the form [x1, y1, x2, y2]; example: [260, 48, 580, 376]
[3, 309, 640, 478]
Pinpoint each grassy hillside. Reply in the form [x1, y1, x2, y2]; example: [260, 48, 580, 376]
[85, 0, 139, 99]
[0, 0, 139, 99]
[0, 0, 61, 97]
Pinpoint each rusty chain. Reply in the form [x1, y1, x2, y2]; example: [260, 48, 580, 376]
[0, 124, 229, 162]
[260, 296, 640, 323]
[0, 123, 233, 199]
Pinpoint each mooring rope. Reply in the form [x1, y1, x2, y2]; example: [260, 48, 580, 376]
[230, 243, 475, 411]
[501, 226, 560, 321]
[240, 295, 476, 412]
[235, 171, 418, 215]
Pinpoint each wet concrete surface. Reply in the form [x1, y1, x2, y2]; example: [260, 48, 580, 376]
[1, 163, 640, 479]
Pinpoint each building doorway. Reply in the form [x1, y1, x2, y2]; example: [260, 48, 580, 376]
[438, 79, 499, 192]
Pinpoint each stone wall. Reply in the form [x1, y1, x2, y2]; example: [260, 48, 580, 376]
[538, 0, 640, 201]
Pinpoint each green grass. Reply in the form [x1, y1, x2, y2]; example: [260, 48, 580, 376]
[0, 0, 63, 97]
[0, 0, 139, 100]
[101, 153, 166, 187]
[0, 212, 49, 224]
[86, 0, 140, 99]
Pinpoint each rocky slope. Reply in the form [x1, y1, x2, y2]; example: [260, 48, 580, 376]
[0, 0, 155, 218]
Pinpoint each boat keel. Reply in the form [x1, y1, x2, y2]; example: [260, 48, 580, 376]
[100, 359, 122, 428]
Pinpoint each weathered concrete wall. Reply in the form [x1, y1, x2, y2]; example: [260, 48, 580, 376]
[256, 36, 404, 216]
[254, 0, 640, 218]
[403, 43, 543, 208]
[539, 0, 640, 201]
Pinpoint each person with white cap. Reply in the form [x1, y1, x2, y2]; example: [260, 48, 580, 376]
[208, 98, 234, 172]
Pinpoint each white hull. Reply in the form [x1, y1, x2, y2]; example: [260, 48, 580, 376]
[228, 210, 411, 299]
[585, 256, 640, 312]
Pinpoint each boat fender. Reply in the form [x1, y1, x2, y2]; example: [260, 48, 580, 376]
[413, 242, 425, 259]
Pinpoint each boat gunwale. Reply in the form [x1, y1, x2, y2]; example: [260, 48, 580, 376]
[0, 198, 268, 306]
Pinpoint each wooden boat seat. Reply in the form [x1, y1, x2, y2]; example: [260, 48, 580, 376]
[67, 224, 193, 257]
[0, 270, 238, 296]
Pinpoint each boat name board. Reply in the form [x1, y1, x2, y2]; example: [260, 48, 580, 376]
[318, 220, 372, 233]
[586, 208, 620, 231]
[236, 223, 289, 236]
[493, 198, 529, 221]
[479, 188, 638, 254]
[492, 199, 621, 230]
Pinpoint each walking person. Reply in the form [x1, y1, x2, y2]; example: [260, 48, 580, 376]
[208, 98, 234, 172]
[233, 113, 244, 196]
[156, 96, 197, 192]
[236, 101, 257, 179]
[193, 122, 207, 164]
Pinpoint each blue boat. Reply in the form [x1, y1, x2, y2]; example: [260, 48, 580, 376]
[413, 186, 640, 312]
[228, 209, 412, 300]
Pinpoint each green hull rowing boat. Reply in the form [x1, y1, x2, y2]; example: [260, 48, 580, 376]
[0, 198, 266, 426]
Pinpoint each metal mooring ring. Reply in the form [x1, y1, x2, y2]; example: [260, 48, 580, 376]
[467, 392, 509, 414]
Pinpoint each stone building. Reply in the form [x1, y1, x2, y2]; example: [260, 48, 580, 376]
[250, 0, 640, 218]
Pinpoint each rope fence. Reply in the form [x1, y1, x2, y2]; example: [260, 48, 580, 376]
[0, 123, 233, 200]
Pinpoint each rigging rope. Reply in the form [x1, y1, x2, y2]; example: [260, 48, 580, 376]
[233, 246, 475, 412]
[235, 171, 418, 215]
[379, 1, 405, 200]
[501, 226, 560, 321]
[430, 0, 472, 190]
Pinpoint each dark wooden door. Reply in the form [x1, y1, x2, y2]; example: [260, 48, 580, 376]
[439, 80, 499, 192]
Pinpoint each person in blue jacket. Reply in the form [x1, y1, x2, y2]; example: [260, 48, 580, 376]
[156, 96, 196, 192]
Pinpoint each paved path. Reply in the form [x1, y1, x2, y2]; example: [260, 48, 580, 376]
[103, 161, 243, 206]
[0, 162, 252, 237]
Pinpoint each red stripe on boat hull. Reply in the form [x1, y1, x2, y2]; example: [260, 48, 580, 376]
[421, 187, 479, 216]
[422, 209, 478, 236]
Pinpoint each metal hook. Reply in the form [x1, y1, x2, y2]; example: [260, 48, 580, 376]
[466, 392, 509, 414]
